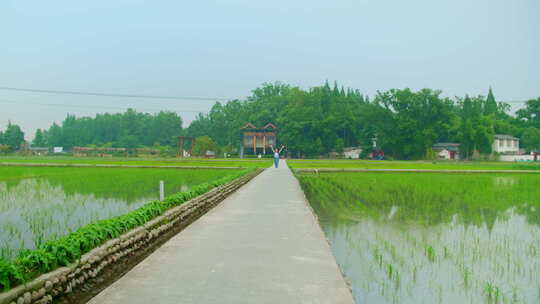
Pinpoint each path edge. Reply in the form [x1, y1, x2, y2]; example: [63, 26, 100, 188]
[289, 167, 355, 300]
[0, 169, 264, 304]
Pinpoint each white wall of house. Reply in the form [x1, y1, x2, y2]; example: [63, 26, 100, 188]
[500, 154, 534, 162]
[492, 137, 519, 154]
[343, 148, 361, 159]
[438, 149, 451, 160]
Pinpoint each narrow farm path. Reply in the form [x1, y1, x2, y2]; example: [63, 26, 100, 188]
[88, 160, 353, 304]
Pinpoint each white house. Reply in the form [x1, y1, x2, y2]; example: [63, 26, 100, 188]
[492, 134, 519, 154]
[343, 147, 362, 159]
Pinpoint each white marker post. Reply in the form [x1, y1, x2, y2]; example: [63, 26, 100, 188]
[159, 180, 164, 201]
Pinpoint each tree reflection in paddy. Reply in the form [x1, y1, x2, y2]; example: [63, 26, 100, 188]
[0, 167, 237, 260]
[299, 172, 540, 304]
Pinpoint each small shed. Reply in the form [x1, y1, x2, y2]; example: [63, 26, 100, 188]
[204, 150, 216, 158]
[29, 147, 49, 156]
[432, 143, 460, 160]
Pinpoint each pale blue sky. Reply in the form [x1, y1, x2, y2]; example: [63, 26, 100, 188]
[1, 0, 539, 138]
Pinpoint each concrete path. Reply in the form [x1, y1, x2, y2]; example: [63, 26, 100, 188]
[88, 160, 353, 304]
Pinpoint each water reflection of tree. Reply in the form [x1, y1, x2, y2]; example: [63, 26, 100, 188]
[299, 173, 540, 228]
[301, 173, 540, 304]
[0, 167, 233, 203]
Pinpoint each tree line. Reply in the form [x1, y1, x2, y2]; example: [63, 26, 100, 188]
[185, 82, 540, 159]
[29, 109, 183, 150]
[2, 82, 540, 159]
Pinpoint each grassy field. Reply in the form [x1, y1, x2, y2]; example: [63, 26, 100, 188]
[298, 172, 540, 304]
[0, 166, 243, 260]
[0, 156, 272, 168]
[288, 159, 540, 171]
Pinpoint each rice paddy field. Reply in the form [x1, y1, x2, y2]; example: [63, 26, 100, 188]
[0, 156, 271, 168]
[288, 159, 540, 171]
[298, 172, 540, 304]
[0, 166, 242, 260]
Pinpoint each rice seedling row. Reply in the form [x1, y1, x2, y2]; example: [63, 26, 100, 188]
[298, 172, 540, 304]
[288, 159, 540, 171]
[0, 156, 271, 168]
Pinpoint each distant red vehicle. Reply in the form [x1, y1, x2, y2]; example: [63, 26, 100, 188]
[371, 149, 384, 160]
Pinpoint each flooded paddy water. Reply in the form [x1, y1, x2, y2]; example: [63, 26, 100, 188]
[298, 172, 540, 304]
[0, 166, 237, 260]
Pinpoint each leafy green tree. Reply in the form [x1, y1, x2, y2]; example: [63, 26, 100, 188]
[192, 136, 217, 156]
[493, 118, 521, 136]
[522, 127, 540, 151]
[475, 116, 494, 154]
[454, 96, 494, 158]
[32, 129, 47, 147]
[46, 123, 63, 147]
[2, 122, 25, 150]
[335, 138, 345, 154]
[117, 135, 139, 149]
[517, 97, 540, 129]
[374, 88, 454, 159]
[313, 137, 324, 157]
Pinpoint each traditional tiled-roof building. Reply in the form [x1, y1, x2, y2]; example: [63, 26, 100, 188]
[240, 123, 277, 156]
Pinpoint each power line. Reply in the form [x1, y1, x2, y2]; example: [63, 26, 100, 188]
[0, 86, 530, 105]
[0, 99, 207, 113]
[0, 86, 233, 101]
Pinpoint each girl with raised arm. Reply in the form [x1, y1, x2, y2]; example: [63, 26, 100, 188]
[271, 145, 285, 168]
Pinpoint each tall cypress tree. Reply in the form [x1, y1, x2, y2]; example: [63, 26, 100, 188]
[484, 87, 498, 116]
[332, 81, 340, 96]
